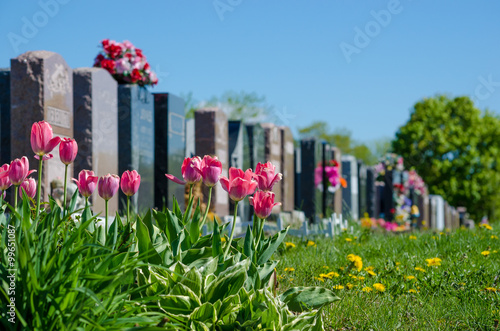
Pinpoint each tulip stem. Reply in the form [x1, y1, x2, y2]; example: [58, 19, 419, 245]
[127, 196, 130, 224]
[199, 186, 212, 230]
[14, 186, 18, 210]
[35, 158, 43, 218]
[255, 217, 265, 250]
[223, 201, 239, 260]
[189, 184, 193, 203]
[105, 199, 108, 243]
[62, 164, 68, 219]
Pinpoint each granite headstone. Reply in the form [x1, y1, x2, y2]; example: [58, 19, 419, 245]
[280, 126, 294, 212]
[261, 123, 282, 213]
[154, 93, 185, 210]
[228, 121, 251, 221]
[10, 51, 73, 202]
[73, 67, 118, 215]
[0, 68, 11, 165]
[245, 123, 265, 169]
[118, 84, 155, 212]
[195, 108, 228, 216]
[342, 155, 359, 220]
[366, 167, 376, 217]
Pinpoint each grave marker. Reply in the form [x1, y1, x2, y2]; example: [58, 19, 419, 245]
[280, 126, 294, 212]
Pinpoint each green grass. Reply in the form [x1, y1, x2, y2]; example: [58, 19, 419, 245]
[275, 225, 500, 330]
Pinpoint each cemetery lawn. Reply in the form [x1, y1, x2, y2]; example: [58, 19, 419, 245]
[275, 225, 500, 330]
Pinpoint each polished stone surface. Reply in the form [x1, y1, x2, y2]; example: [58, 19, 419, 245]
[228, 121, 250, 221]
[245, 123, 265, 169]
[342, 155, 359, 220]
[10, 51, 73, 202]
[280, 126, 294, 212]
[357, 161, 367, 218]
[73, 67, 118, 215]
[195, 108, 228, 216]
[0, 68, 10, 165]
[118, 84, 155, 212]
[154, 93, 186, 210]
[366, 167, 376, 217]
[298, 138, 319, 222]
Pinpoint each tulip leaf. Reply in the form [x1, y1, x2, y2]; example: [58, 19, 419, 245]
[244, 260, 261, 291]
[152, 209, 167, 233]
[258, 260, 279, 285]
[182, 194, 195, 225]
[189, 202, 201, 244]
[108, 213, 119, 249]
[211, 220, 222, 258]
[280, 286, 340, 312]
[257, 227, 289, 265]
[136, 214, 162, 265]
[204, 259, 248, 303]
[68, 189, 78, 214]
[165, 209, 182, 245]
[172, 196, 183, 220]
[243, 225, 254, 260]
[21, 188, 31, 228]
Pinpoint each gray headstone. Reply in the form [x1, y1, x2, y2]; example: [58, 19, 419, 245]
[185, 118, 195, 158]
[118, 84, 155, 212]
[11, 51, 73, 202]
[342, 155, 359, 220]
[73, 67, 118, 215]
[330, 146, 343, 215]
[228, 121, 251, 221]
[154, 93, 186, 210]
[195, 108, 228, 216]
[357, 161, 367, 218]
[0, 68, 11, 165]
[366, 167, 376, 217]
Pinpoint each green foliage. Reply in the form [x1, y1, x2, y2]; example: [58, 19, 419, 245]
[298, 122, 381, 165]
[392, 95, 500, 220]
[0, 191, 337, 329]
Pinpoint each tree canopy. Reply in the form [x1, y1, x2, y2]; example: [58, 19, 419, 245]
[392, 95, 500, 221]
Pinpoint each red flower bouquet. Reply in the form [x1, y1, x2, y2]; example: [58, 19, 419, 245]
[93, 39, 158, 87]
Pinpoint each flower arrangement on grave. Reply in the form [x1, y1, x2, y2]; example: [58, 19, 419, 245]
[374, 153, 405, 182]
[93, 39, 158, 87]
[314, 160, 347, 192]
[408, 169, 426, 195]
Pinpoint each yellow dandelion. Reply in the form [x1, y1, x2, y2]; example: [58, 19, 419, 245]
[284, 267, 295, 272]
[481, 251, 490, 256]
[345, 238, 353, 242]
[367, 270, 377, 276]
[491, 235, 498, 240]
[432, 236, 437, 240]
[480, 223, 493, 230]
[439, 232, 444, 236]
[362, 286, 372, 292]
[285, 242, 296, 249]
[347, 254, 363, 271]
[340, 267, 345, 271]
[408, 289, 417, 293]
[405, 275, 416, 281]
[319, 273, 333, 279]
[493, 250, 498, 253]
[364, 266, 375, 272]
[322, 265, 329, 269]
[358, 276, 365, 281]
[307, 240, 316, 247]
[346, 283, 354, 289]
[373, 283, 386, 292]
[354, 236, 358, 239]
[221, 237, 226, 243]
[409, 235, 417, 240]
[326, 271, 340, 278]
[415, 267, 426, 273]
[289, 278, 293, 281]
[315, 277, 325, 282]
[459, 282, 465, 286]
[349, 274, 358, 280]
[332, 285, 344, 290]
[426, 257, 442, 266]
[485, 287, 497, 292]
[396, 262, 401, 266]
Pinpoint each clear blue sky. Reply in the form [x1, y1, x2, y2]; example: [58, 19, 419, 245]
[1, 0, 500, 144]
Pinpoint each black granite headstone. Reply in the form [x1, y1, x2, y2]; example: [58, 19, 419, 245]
[154, 93, 185, 210]
[358, 161, 367, 218]
[366, 167, 376, 217]
[245, 123, 265, 169]
[383, 170, 394, 221]
[0, 69, 10, 165]
[299, 138, 322, 222]
[228, 121, 251, 221]
[118, 84, 155, 212]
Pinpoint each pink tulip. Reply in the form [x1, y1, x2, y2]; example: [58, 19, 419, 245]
[98, 174, 120, 201]
[165, 156, 202, 185]
[254, 162, 282, 192]
[19, 178, 36, 199]
[220, 168, 258, 202]
[198, 155, 222, 187]
[0, 164, 12, 191]
[59, 138, 78, 165]
[121, 170, 141, 196]
[72, 170, 98, 198]
[31, 121, 61, 160]
[249, 190, 281, 219]
[8, 157, 35, 186]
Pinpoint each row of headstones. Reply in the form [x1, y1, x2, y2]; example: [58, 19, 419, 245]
[0, 50, 298, 218]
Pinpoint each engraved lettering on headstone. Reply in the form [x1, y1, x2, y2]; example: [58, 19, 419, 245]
[169, 112, 185, 136]
[46, 64, 70, 97]
[140, 108, 153, 122]
[46, 106, 71, 128]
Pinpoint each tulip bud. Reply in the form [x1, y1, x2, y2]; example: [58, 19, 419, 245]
[59, 138, 78, 165]
[98, 174, 120, 201]
[254, 162, 282, 192]
[199, 155, 222, 187]
[0, 164, 12, 191]
[19, 178, 37, 199]
[120, 170, 141, 197]
[30, 121, 61, 160]
[220, 168, 258, 202]
[249, 190, 281, 219]
[72, 170, 98, 198]
[9, 157, 35, 186]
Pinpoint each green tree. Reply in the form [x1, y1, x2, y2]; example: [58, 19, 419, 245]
[392, 95, 500, 221]
[183, 90, 271, 121]
[298, 121, 378, 164]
